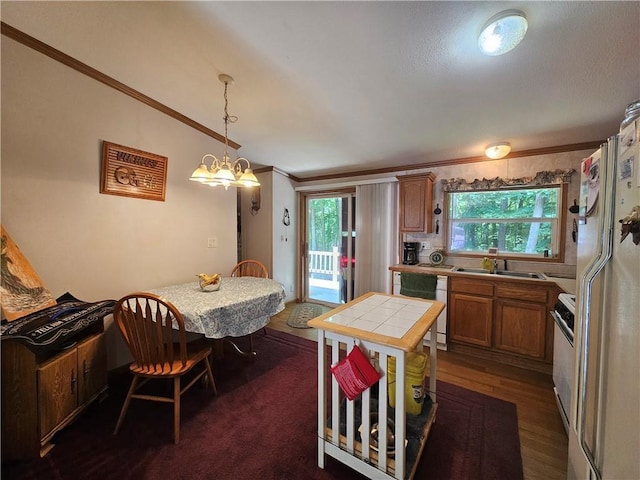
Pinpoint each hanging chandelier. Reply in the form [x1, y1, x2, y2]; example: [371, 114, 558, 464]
[189, 74, 260, 189]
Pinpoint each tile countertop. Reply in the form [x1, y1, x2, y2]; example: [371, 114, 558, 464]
[308, 292, 445, 352]
[389, 264, 576, 295]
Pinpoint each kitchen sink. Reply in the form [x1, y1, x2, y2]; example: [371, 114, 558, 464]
[495, 271, 546, 279]
[451, 266, 546, 279]
[417, 263, 453, 268]
[450, 267, 489, 274]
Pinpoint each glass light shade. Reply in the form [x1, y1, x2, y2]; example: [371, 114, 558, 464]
[479, 10, 528, 56]
[237, 168, 260, 187]
[189, 163, 213, 182]
[485, 142, 511, 159]
[210, 164, 236, 190]
[212, 164, 236, 183]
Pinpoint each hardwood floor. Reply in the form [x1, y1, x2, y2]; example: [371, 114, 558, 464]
[268, 302, 569, 480]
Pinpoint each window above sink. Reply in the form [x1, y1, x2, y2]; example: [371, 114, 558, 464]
[444, 184, 567, 262]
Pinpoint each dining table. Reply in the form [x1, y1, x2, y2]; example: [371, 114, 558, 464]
[147, 276, 286, 355]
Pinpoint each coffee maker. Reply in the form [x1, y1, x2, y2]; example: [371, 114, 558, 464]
[402, 242, 420, 265]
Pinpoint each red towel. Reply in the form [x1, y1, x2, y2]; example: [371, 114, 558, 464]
[331, 344, 381, 401]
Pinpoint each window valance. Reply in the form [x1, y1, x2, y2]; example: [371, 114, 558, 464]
[442, 169, 575, 192]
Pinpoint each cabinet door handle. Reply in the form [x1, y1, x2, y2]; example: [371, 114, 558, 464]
[70, 368, 77, 393]
[83, 359, 90, 378]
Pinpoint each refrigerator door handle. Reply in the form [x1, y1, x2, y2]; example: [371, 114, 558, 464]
[576, 137, 618, 480]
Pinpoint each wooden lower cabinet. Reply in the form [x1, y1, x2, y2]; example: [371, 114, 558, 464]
[2, 326, 107, 460]
[494, 299, 547, 359]
[449, 293, 493, 347]
[37, 347, 79, 438]
[448, 276, 556, 372]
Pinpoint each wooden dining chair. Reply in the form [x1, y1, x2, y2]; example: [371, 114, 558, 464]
[230, 259, 268, 279]
[230, 259, 269, 346]
[112, 292, 217, 444]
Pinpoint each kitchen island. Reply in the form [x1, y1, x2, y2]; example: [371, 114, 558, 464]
[308, 292, 444, 480]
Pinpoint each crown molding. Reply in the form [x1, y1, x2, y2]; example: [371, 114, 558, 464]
[294, 141, 602, 183]
[1, 22, 239, 150]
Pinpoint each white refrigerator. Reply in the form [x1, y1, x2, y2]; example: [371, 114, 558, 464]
[567, 118, 640, 479]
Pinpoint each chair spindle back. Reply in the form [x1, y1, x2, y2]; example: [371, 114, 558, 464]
[230, 260, 268, 279]
[114, 293, 188, 371]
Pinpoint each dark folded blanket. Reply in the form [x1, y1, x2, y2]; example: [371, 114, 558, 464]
[400, 273, 437, 300]
[1, 292, 115, 353]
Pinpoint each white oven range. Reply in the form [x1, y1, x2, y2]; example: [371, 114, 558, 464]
[552, 293, 575, 433]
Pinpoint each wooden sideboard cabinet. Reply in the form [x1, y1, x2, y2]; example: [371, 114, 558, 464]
[448, 275, 557, 373]
[1, 322, 107, 460]
[398, 173, 435, 233]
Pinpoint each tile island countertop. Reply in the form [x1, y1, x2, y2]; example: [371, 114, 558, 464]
[389, 264, 576, 295]
[308, 292, 445, 352]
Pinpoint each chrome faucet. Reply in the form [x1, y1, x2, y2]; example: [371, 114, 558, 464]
[492, 258, 508, 273]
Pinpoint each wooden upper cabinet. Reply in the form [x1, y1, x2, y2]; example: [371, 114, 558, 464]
[398, 173, 435, 233]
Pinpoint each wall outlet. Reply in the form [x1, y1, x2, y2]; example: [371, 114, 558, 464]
[207, 237, 217, 248]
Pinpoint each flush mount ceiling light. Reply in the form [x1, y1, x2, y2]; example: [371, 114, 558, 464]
[478, 10, 528, 56]
[189, 74, 260, 190]
[485, 142, 511, 159]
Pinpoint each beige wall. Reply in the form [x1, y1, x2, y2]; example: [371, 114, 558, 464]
[271, 171, 298, 300]
[240, 170, 297, 302]
[2, 36, 239, 368]
[240, 172, 273, 276]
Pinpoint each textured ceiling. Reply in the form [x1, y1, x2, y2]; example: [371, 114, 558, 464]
[3, 1, 640, 178]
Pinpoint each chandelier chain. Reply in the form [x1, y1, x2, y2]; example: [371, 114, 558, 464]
[222, 81, 238, 155]
[189, 73, 259, 189]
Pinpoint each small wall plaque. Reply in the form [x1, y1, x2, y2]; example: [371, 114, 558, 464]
[100, 141, 167, 201]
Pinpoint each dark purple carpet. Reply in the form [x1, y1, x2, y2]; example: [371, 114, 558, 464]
[2, 329, 522, 480]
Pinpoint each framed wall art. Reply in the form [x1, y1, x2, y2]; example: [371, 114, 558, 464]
[1, 225, 57, 320]
[100, 141, 168, 201]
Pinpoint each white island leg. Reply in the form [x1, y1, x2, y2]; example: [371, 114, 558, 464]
[317, 329, 326, 468]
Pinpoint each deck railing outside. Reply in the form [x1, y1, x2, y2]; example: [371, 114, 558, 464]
[309, 246, 340, 288]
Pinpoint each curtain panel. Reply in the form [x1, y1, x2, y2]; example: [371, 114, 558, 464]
[354, 182, 398, 296]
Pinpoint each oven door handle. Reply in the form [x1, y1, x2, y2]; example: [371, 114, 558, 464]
[550, 311, 573, 346]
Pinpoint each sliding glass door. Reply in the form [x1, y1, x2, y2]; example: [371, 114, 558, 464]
[304, 192, 355, 305]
